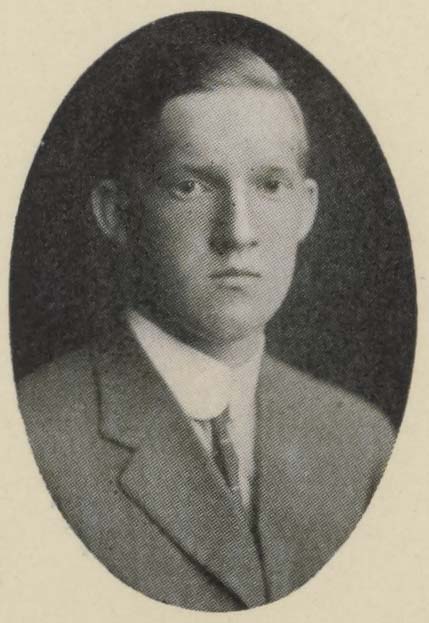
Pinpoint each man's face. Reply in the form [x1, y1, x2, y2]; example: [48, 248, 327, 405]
[127, 87, 318, 345]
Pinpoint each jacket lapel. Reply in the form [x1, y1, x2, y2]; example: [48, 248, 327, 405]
[254, 356, 331, 601]
[92, 326, 266, 609]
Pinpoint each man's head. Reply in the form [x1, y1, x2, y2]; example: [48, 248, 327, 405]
[92, 44, 318, 349]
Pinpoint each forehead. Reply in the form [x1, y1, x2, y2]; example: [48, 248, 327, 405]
[157, 87, 304, 170]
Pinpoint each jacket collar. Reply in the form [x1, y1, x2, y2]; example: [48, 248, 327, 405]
[92, 325, 266, 608]
[92, 324, 328, 605]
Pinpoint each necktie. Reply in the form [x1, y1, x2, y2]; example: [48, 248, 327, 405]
[211, 408, 243, 509]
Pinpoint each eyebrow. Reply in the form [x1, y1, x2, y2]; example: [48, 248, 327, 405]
[255, 165, 296, 177]
[156, 161, 298, 180]
[155, 162, 226, 186]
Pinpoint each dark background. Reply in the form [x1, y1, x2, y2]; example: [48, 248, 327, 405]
[10, 12, 416, 430]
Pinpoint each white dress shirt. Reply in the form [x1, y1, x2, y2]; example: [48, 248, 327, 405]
[127, 309, 265, 508]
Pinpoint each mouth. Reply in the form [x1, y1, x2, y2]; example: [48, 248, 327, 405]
[210, 268, 261, 279]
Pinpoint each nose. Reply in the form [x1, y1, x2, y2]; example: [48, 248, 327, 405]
[210, 181, 258, 255]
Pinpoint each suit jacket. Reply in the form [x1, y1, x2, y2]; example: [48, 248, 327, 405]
[17, 325, 395, 611]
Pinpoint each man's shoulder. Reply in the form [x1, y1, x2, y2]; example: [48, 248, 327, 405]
[262, 354, 396, 460]
[17, 347, 95, 424]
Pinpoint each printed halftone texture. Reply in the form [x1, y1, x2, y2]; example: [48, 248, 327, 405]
[10, 12, 415, 430]
[18, 325, 395, 611]
[11, 10, 412, 613]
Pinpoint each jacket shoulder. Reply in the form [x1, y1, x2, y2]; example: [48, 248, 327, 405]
[262, 355, 396, 476]
[16, 347, 105, 491]
[17, 347, 95, 427]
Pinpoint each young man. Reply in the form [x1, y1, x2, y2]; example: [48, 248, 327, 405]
[18, 43, 395, 611]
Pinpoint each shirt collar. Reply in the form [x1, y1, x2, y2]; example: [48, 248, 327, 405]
[127, 308, 265, 421]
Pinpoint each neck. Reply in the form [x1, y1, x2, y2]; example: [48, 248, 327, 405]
[130, 307, 265, 368]
[187, 331, 265, 368]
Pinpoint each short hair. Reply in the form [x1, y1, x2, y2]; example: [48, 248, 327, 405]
[109, 43, 310, 180]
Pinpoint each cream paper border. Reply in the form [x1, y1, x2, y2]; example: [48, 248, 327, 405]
[1, 1, 428, 621]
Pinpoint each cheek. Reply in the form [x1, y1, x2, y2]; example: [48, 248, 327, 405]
[259, 210, 301, 296]
[145, 207, 210, 271]
[260, 206, 302, 253]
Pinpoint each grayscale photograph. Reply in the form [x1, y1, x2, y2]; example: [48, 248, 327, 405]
[10, 11, 416, 612]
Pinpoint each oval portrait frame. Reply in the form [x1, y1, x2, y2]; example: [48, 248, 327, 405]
[10, 10, 416, 613]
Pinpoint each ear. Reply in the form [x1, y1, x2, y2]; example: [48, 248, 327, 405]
[298, 178, 319, 241]
[91, 179, 129, 246]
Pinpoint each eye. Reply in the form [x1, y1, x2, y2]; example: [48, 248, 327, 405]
[259, 177, 293, 194]
[262, 178, 282, 193]
[168, 178, 210, 200]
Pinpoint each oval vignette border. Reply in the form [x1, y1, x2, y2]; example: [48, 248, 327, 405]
[1, 1, 426, 616]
